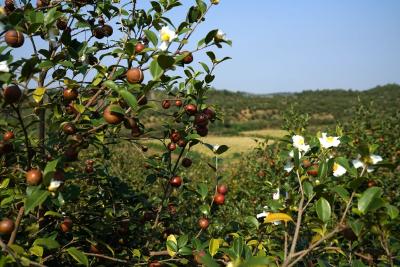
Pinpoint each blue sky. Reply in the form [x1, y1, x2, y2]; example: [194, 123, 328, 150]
[186, 0, 400, 93]
[4, 1, 400, 94]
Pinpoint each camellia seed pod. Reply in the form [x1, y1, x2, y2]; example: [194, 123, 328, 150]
[135, 42, 145, 53]
[3, 85, 22, 104]
[126, 68, 144, 84]
[5, 30, 24, 48]
[0, 218, 15, 234]
[102, 25, 113, 37]
[103, 105, 124, 125]
[182, 51, 193, 64]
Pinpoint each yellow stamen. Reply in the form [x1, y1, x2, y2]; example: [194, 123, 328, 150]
[161, 33, 170, 41]
[327, 136, 335, 143]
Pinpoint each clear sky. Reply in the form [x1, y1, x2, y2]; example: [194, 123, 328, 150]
[189, 0, 400, 93]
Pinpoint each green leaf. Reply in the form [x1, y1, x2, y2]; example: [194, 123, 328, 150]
[197, 253, 219, 267]
[103, 80, 119, 91]
[67, 247, 88, 266]
[43, 158, 59, 185]
[358, 187, 383, 214]
[239, 256, 274, 267]
[109, 105, 125, 115]
[199, 204, 210, 215]
[215, 145, 229, 155]
[44, 211, 63, 218]
[197, 183, 208, 200]
[119, 90, 138, 110]
[25, 190, 50, 215]
[244, 216, 259, 229]
[385, 204, 399, 219]
[157, 55, 175, 69]
[209, 238, 220, 257]
[303, 181, 314, 199]
[331, 186, 350, 201]
[38, 60, 54, 69]
[352, 260, 366, 267]
[143, 30, 158, 47]
[318, 161, 328, 179]
[316, 197, 331, 223]
[29, 245, 44, 257]
[205, 29, 218, 44]
[33, 238, 60, 250]
[177, 235, 188, 248]
[348, 219, 364, 237]
[150, 59, 163, 80]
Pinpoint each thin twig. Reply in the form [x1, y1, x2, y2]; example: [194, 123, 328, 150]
[7, 207, 24, 246]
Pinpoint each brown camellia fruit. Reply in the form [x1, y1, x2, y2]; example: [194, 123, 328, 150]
[103, 105, 124, 125]
[26, 169, 42, 186]
[177, 139, 186, 147]
[302, 159, 312, 168]
[3, 85, 22, 103]
[56, 18, 68, 30]
[36, 0, 49, 8]
[169, 176, 182, 187]
[307, 164, 319, 177]
[63, 88, 78, 101]
[0, 218, 15, 235]
[175, 99, 182, 107]
[170, 131, 181, 143]
[3, 131, 14, 142]
[126, 68, 144, 84]
[182, 51, 193, 64]
[62, 123, 76, 135]
[196, 125, 208, 137]
[148, 261, 162, 267]
[217, 184, 228, 195]
[213, 193, 225, 205]
[198, 218, 209, 230]
[194, 113, 209, 126]
[60, 217, 72, 233]
[167, 142, 176, 151]
[194, 250, 206, 264]
[184, 104, 197, 115]
[162, 100, 171, 109]
[181, 158, 192, 168]
[102, 25, 113, 37]
[135, 42, 145, 53]
[93, 27, 105, 39]
[64, 147, 79, 161]
[367, 180, 377, 187]
[5, 30, 24, 48]
[203, 107, 216, 120]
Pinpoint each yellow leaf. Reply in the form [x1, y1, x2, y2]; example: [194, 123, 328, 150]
[166, 234, 177, 257]
[311, 234, 322, 244]
[209, 238, 221, 257]
[247, 240, 259, 246]
[33, 87, 46, 103]
[264, 213, 293, 223]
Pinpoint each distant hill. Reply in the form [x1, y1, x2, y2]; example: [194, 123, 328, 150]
[203, 83, 400, 134]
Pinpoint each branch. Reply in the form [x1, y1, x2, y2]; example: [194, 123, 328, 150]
[7, 207, 24, 246]
[288, 170, 305, 255]
[84, 252, 128, 263]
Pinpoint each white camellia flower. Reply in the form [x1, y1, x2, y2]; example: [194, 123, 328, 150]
[319, 133, 340, 148]
[292, 135, 310, 153]
[213, 144, 220, 153]
[214, 29, 226, 42]
[0, 61, 9, 72]
[272, 188, 280, 200]
[159, 26, 177, 51]
[48, 179, 63, 192]
[284, 162, 294, 173]
[333, 162, 346, 177]
[352, 154, 383, 173]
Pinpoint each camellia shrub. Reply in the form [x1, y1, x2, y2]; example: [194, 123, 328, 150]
[0, 0, 399, 267]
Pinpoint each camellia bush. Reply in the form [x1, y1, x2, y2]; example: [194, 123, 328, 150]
[0, 0, 399, 267]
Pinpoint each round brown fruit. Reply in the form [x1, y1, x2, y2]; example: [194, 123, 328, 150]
[126, 68, 144, 84]
[167, 142, 176, 151]
[181, 158, 192, 168]
[36, 0, 49, 8]
[182, 51, 193, 64]
[302, 159, 312, 168]
[184, 104, 197, 115]
[170, 131, 181, 143]
[63, 88, 78, 101]
[169, 176, 182, 187]
[148, 261, 162, 267]
[177, 139, 186, 147]
[62, 123, 76, 135]
[3, 85, 22, 104]
[3, 131, 14, 142]
[103, 105, 124, 125]
[217, 184, 228, 195]
[198, 218, 209, 230]
[102, 25, 113, 37]
[93, 27, 105, 39]
[214, 193, 225, 205]
[175, 99, 182, 107]
[135, 42, 145, 53]
[203, 108, 215, 120]
[194, 113, 209, 126]
[367, 180, 377, 187]
[26, 169, 42, 186]
[196, 125, 208, 137]
[307, 165, 319, 177]
[56, 18, 68, 30]
[0, 218, 15, 235]
[60, 217, 72, 233]
[162, 100, 171, 109]
[5, 30, 24, 48]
